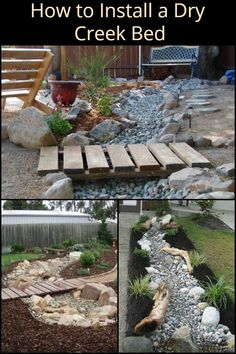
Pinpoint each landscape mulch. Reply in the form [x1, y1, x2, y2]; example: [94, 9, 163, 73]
[192, 215, 232, 231]
[1, 299, 117, 353]
[164, 229, 235, 334]
[60, 249, 117, 279]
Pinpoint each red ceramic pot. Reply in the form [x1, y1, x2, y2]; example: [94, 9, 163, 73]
[49, 80, 80, 106]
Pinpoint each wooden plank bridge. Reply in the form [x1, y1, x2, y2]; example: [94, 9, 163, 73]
[2, 278, 86, 301]
[37, 143, 211, 180]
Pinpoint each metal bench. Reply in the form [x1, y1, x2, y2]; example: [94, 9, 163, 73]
[142, 45, 199, 79]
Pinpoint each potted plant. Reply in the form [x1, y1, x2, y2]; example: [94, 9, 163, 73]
[48, 79, 81, 106]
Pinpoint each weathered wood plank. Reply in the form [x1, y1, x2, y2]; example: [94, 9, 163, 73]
[65, 279, 86, 288]
[27, 285, 45, 295]
[39, 281, 64, 292]
[169, 142, 211, 168]
[2, 289, 11, 300]
[10, 287, 30, 297]
[37, 146, 59, 174]
[128, 144, 160, 171]
[63, 145, 84, 174]
[148, 143, 186, 169]
[85, 145, 110, 173]
[2, 288, 19, 299]
[1, 80, 34, 90]
[1, 89, 29, 97]
[2, 59, 43, 70]
[54, 280, 75, 290]
[21, 287, 36, 296]
[107, 145, 135, 172]
[2, 48, 51, 59]
[1, 70, 39, 80]
[31, 284, 51, 294]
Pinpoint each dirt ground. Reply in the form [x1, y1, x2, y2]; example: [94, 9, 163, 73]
[1, 84, 234, 199]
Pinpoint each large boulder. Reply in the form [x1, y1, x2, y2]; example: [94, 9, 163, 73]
[89, 120, 125, 142]
[123, 336, 154, 353]
[43, 177, 74, 199]
[216, 163, 235, 177]
[170, 325, 197, 352]
[61, 132, 94, 146]
[90, 305, 117, 318]
[7, 107, 57, 149]
[163, 91, 179, 110]
[168, 168, 203, 190]
[158, 123, 180, 138]
[201, 306, 220, 328]
[81, 283, 108, 300]
[196, 191, 235, 199]
[43, 172, 68, 186]
[159, 214, 172, 226]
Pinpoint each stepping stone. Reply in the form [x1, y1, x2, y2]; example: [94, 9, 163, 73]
[194, 90, 213, 95]
[186, 100, 211, 106]
[196, 107, 220, 113]
[192, 94, 216, 99]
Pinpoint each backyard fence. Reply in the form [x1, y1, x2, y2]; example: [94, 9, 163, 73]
[1, 222, 117, 249]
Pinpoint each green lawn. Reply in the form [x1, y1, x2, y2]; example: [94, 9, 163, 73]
[177, 216, 235, 301]
[1, 253, 43, 272]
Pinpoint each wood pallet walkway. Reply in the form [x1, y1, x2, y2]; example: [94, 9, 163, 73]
[1, 278, 86, 301]
[37, 143, 211, 180]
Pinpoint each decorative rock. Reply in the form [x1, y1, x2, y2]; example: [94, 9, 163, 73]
[73, 98, 91, 113]
[81, 283, 108, 300]
[109, 297, 117, 306]
[39, 295, 53, 308]
[158, 123, 180, 138]
[145, 266, 159, 274]
[168, 168, 203, 190]
[7, 107, 57, 149]
[58, 313, 85, 326]
[196, 191, 235, 199]
[90, 305, 117, 318]
[151, 217, 158, 226]
[188, 286, 205, 300]
[216, 163, 235, 177]
[202, 306, 220, 328]
[159, 134, 176, 144]
[30, 295, 42, 306]
[73, 290, 82, 300]
[170, 325, 197, 353]
[123, 336, 154, 353]
[219, 75, 229, 84]
[163, 91, 179, 110]
[89, 120, 125, 142]
[98, 290, 111, 306]
[43, 172, 68, 186]
[137, 238, 151, 252]
[120, 117, 137, 128]
[211, 137, 226, 148]
[176, 132, 194, 146]
[2, 124, 9, 139]
[213, 179, 234, 193]
[159, 214, 172, 226]
[61, 133, 94, 146]
[149, 279, 162, 290]
[198, 302, 208, 310]
[142, 219, 151, 230]
[226, 334, 235, 350]
[196, 107, 220, 113]
[69, 251, 82, 260]
[44, 177, 74, 199]
[194, 136, 211, 147]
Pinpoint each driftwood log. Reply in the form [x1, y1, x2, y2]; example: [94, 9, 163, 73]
[134, 283, 169, 335]
[162, 247, 193, 274]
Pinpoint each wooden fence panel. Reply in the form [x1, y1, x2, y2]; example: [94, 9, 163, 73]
[1, 223, 117, 248]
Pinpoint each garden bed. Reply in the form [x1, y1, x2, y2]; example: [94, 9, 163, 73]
[164, 228, 235, 334]
[1, 299, 117, 353]
[60, 249, 117, 278]
[192, 215, 232, 231]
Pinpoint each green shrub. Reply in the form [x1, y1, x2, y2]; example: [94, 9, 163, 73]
[155, 201, 171, 217]
[133, 247, 149, 259]
[98, 221, 113, 245]
[97, 94, 113, 116]
[80, 251, 95, 268]
[50, 243, 64, 249]
[83, 243, 92, 250]
[165, 228, 177, 236]
[11, 244, 25, 253]
[71, 243, 84, 252]
[32, 247, 42, 254]
[2, 246, 11, 254]
[132, 215, 150, 233]
[189, 250, 206, 268]
[77, 268, 90, 276]
[97, 262, 110, 270]
[139, 215, 149, 223]
[201, 276, 234, 310]
[195, 200, 215, 216]
[129, 275, 154, 299]
[93, 250, 100, 261]
[62, 239, 75, 248]
[46, 112, 73, 135]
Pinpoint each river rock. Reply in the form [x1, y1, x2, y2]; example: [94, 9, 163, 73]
[61, 133, 94, 146]
[216, 163, 235, 177]
[7, 107, 57, 149]
[170, 325, 197, 352]
[2, 124, 8, 139]
[43, 172, 68, 186]
[188, 286, 205, 300]
[194, 136, 211, 147]
[29, 295, 42, 306]
[202, 306, 220, 328]
[159, 214, 172, 226]
[123, 336, 154, 352]
[43, 177, 74, 199]
[89, 120, 125, 142]
[211, 137, 226, 147]
[158, 123, 180, 138]
[73, 98, 91, 113]
[198, 302, 208, 311]
[81, 283, 108, 300]
[90, 305, 117, 318]
[168, 168, 203, 190]
[196, 191, 235, 199]
[163, 91, 179, 109]
[137, 238, 151, 252]
[212, 179, 235, 192]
